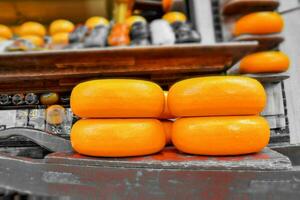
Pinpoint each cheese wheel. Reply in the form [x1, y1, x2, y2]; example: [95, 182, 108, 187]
[168, 76, 266, 117]
[19, 22, 46, 37]
[71, 79, 164, 118]
[85, 17, 109, 29]
[173, 116, 270, 155]
[162, 120, 173, 145]
[0, 24, 12, 39]
[163, 12, 187, 24]
[240, 51, 289, 73]
[52, 32, 69, 45]
[49, 19, 75, 35]
[159, 91, 175, 119]
[234, 12, 284, 36]
[71, 119, 166, 157]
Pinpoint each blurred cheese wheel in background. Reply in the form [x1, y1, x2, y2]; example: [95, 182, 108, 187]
[163, 0, 173, 12]
[71, 79, 164, 118]
[159, 91, 175, 119]
[162, 120, 173, 145]
[40, 93, 60, 105]
[0, 25, 13, 39]
[240, 51, 290, 73]
[71, 119, 166, 157]
[125, 16, 147, 28]
[168, 76, 266, 117]
[20, 35, 45, 47]
[0, 37, 7, 43]
[52, 32, 69, 45]
[172, 116, 270, 155]
[49, 19, 75, 35]
[234, 12, 284, 36]
[108, 23, 130, 46]
[163, 12, 187, 24]
[19, 22, 46, 37]
[46, 105, 66, 125]
[85, 16, 109, 29]
[11, 26, 22, 36]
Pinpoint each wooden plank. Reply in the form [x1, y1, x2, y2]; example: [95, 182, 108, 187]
[0, 43, 257, 92]
[233, 34, 284, 51]
[45, 147, 291, 171]
[221, 0, 279, 15]
[279, 0, 300, 144]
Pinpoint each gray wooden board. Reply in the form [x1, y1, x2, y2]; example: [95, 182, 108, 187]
[45, 147, 292, 171]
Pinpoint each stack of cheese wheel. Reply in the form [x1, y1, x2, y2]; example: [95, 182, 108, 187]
[49, 19, 75, 45]
[168, 76, 270, 156]
[239, 51, 290, 74]
[159, 91, 175, 145]
[70, 79, 166, 157]
[18, 22, 46, 47]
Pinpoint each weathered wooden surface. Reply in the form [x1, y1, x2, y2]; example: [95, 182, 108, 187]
[46, 147, 292, 171]
[221, 0, 279, 15]
[279, 0, 300, 144]
[233, 34, 284, 51]
[0, 43, 257, 92]
[0, 146, 297, 199]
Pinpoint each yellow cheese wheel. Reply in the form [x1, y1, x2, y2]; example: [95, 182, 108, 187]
[85, 16, 109, 29]
[71, 79, 164, 118]
[49, 19, 75, 35]
[168, 76, 266, 117]
[240, 51, 290, 73]
[162, 120, 173, 145]
[172, 116, 270, 155]
[19, 22, 46, 37]
[71, 119, 166, 157]
[52, 32, 69, 45]
[0, 24, 13, 39]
